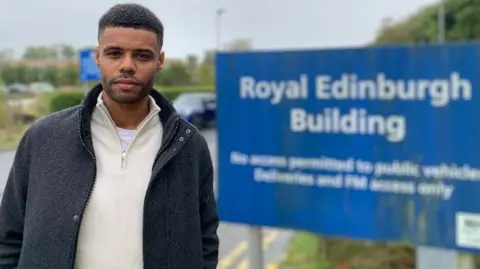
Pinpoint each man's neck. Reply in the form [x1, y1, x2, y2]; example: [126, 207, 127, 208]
[101, 92, 150, 130]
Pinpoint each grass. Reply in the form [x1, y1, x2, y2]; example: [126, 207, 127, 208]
[0, 125, 28, 150]
[282, 232, 416, 269]
[282, 232, 330, 269]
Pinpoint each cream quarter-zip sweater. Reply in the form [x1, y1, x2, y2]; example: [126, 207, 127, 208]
[74, 93, 163, 269]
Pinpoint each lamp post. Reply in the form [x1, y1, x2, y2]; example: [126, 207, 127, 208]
[438, 0, 445, 42]
[216, 8, 225, 51]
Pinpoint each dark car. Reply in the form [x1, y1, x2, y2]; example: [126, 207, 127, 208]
[172, 92, 216, 128]
[6, 83, 29, 94]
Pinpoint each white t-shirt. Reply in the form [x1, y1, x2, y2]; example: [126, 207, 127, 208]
[117, 127, 135, 150]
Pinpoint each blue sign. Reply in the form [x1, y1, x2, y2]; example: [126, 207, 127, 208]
[216, 43, 480, 253]
[79, 49, 100, 82]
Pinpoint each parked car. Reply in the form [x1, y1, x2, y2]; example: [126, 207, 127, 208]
[28, 82, 55, 93]
[172, 92, 216, 128]
[6, 83, 29, 94]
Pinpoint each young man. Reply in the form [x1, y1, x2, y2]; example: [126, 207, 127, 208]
[0, 3, 219, 269]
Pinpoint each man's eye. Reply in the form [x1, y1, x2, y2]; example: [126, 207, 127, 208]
[107, 51, 121, 58]
[137, 54, 150, 60]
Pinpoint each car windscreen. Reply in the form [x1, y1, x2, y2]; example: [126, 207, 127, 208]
[173, 94, 203, 108]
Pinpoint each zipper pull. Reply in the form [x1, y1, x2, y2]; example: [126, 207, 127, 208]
[121, 151, 126, 168]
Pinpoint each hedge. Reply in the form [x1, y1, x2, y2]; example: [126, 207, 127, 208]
[50, 91, 85, 112]
[158, 85, 213, 101]
[48, 86, 214, 113]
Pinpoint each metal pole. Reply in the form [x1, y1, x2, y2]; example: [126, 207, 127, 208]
[215, 8, 225, 51]
[416, 6, 476, 269]
[438, 0, 445, 43]
[416, 247, 456, 269]
[248, 227, 264, 269]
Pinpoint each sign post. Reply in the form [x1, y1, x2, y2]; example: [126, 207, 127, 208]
[216, 43, 480, 268]
[248, 227, 264, 269]
[78, 48, 101, 92]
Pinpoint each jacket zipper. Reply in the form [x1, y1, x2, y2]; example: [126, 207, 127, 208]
[72, 107, 163, 269]
[119, 111, 159, 169]
[98, 105, 129, 169]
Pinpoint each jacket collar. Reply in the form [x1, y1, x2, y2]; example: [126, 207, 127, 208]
[78, 84, 180, 157]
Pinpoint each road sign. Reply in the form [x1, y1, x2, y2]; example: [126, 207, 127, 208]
[79, 49, 100, 82]
[216, 43, 480, 253]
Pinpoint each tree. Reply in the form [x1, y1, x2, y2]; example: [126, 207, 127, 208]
[0, 63, 79, 86]
[60, 45, 76, 60]
[223, 38, 253, 51]
[194, 64, 214, 86]
[202, 50, 215, 66]
[190, 50, 216, 85]
[23, 46, 57, 60]
[373, 0, 480, 44]
[0, 49, 14, 64]
[2, 43, 219, 88]
[156, 61, 191, 86]
[186, 54, 198, 73]
[22, 44, 77, 61]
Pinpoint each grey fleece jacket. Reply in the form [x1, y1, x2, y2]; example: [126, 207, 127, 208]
[0, 85, 220, 269]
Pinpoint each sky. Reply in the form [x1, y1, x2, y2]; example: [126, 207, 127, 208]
[0, 0, 439, 59]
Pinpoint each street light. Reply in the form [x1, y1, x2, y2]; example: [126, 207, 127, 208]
[216, 8, 226, 51]
[438, 0, 445, 43]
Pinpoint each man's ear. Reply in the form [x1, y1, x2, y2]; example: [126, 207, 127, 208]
[95, 46, 100, 66]
[157, 51, 165, 71]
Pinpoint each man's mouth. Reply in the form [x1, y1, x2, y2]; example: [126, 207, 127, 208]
[115, 79, 137, 85]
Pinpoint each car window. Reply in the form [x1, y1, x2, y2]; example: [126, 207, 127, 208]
[173, 94, 202, 107]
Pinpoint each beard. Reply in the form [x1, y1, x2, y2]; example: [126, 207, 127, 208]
[102, 75, 154, 104]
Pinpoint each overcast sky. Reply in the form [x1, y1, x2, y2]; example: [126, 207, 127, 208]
[0, 0, 438, 59]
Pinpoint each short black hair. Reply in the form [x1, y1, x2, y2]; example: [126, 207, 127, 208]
[98, 3, 164, 47]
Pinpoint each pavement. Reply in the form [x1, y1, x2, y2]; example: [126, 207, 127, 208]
[0, 128, 292, 268]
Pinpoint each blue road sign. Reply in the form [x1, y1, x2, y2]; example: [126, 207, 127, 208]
[216, 43, 480, 253]
[79, 49, 100, 82]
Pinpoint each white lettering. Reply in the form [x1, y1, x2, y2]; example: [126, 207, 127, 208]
[239, 75, 308, 104]
[290, 107, 406, 142]
[417, 182, 454, 200]
[229, 151, 480, 201]
[314, 72, 472, 107]
[254, 168, 314, 186]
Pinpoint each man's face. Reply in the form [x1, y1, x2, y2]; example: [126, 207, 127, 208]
[95, 27, 165, 103]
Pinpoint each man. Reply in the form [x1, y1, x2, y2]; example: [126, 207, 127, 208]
[0, 3, 219, 269]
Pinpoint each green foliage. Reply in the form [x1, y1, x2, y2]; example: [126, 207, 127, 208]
[373, 0, 480, 44]
[0, 42, 218, 90]
[0, 64, 79, 86]
[22, 44, 76, 60]
[158, 86, 214, 101]
[49, 91, 85, 112]
[284, 232, 416, 269]
[47, 86, 214, 113]
[156, 62, 192, 86]
[283, 232, 331, 269]
[0, 92, 8, 128]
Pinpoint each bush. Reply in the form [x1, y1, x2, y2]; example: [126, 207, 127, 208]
[47, 86, 215, 113]
[50, 91, 85, 112]
[158, 86, 214, 101]
[0, 93, 9, 128]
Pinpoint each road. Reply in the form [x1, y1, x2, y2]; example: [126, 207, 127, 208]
[0, 128, 292, 268]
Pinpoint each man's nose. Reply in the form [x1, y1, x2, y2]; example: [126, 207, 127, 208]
[119, 55, 136, 74]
